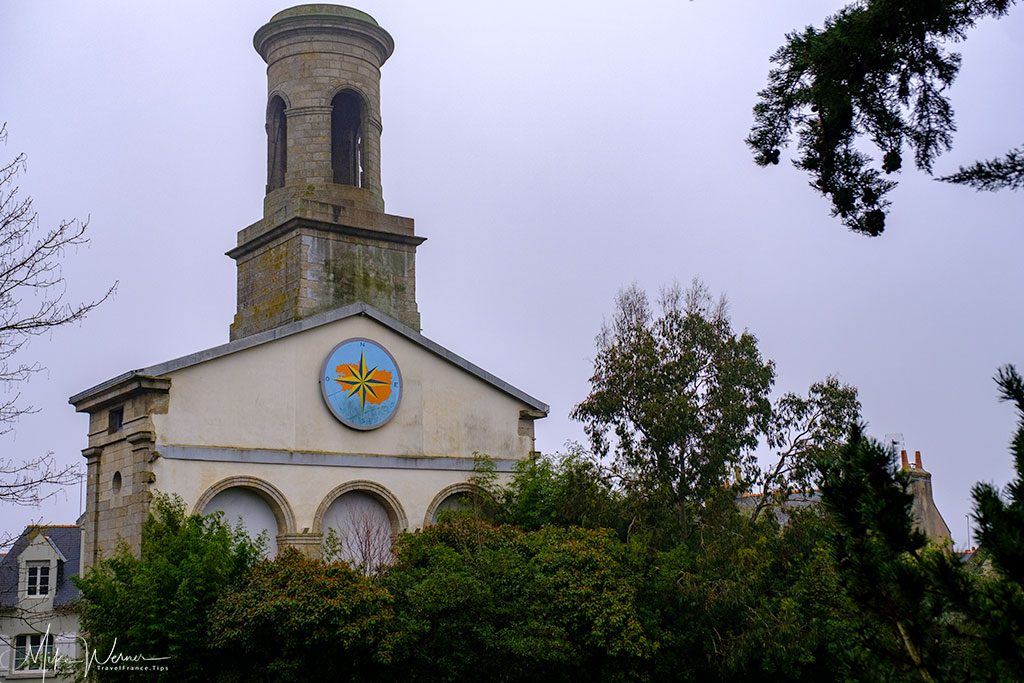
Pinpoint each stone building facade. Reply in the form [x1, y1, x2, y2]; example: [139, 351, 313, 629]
[70, 5, 547, 568]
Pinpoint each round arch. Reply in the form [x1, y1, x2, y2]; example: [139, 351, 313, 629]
[266, 89, 292, 113]
[423, 482, 482, 527]
[327, 83, 370, 108]
[192, 476, 296, 535]
[313, 480, 408, 534]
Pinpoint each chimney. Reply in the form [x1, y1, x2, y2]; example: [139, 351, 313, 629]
[905, 449, 952, 545]
[900, 449, 909, 469]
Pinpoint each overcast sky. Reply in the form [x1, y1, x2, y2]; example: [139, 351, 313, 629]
[2, 1, 1022, 548]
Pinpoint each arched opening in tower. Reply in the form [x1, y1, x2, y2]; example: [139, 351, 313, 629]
[267, 95, 287, 192]
[331, 90, 363, 187]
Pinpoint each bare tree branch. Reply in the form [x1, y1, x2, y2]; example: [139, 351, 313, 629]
[324, 506, 394, 576]
[0, 452, 81, 507]
[0, 122, 114, 508]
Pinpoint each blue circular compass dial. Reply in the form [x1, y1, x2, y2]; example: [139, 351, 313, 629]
[320, 338, 402, 430]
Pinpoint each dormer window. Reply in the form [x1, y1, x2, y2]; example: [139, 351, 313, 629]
[26, 561, 50, 596]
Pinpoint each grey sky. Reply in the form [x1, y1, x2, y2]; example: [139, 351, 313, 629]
[2, 1, 1022, 548]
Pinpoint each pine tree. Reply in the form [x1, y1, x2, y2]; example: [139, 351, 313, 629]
[747, 0, 1019, 236]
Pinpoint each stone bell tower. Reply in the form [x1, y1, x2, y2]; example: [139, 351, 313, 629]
[229, 5, 424, 340]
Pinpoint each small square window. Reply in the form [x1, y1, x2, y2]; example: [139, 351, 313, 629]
[108, 406, 124, 433]
[14, 633, 54, 670]
[26, 562, 50, 596]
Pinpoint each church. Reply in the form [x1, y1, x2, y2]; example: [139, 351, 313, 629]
[69, 4, 548, 567]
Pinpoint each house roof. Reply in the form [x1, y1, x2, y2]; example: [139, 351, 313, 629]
[70, 302, 548, 413]
[0, 525, 82, 607]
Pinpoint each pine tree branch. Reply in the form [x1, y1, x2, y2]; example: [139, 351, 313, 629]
[938, 145, 1024, 191]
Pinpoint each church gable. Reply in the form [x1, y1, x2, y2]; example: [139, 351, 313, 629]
[73, 303, 546, 461]
[149, 303, 546, 458]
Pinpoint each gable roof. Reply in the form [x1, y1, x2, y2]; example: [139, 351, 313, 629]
[70, 303, 548, 413]
[0, 525, 82, 607]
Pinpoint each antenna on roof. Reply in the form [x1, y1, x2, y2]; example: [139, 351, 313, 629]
[884, 433, 905, 460]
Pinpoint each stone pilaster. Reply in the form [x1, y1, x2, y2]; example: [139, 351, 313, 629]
[71, 375, 171, 565]
[278, 532, 324, 559]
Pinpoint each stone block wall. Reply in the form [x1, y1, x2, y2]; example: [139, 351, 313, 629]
[75, 378, 170, 566]
[230, 214, 422, 340]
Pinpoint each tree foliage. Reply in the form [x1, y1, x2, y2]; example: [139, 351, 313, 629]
[382, 517, 658, 683]
[753, 376, 860, 520]
[572, 280, 775, 535]
[64, 270, 1024, 682]
[74, 495, 263, 682]
[209, 548, 395, 682]
[954, 364, 1024, 675]
[814, 367, 1024, 681]
[492, 447, 626, 535]
[819, 428, 954, 680]
[938, 145, 1024, 191]
[973, 365, 1024, 584]
[747, 0, 1018, 236]
[490, 459, 880, 681]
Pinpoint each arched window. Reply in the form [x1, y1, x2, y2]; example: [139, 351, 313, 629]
[203, 486, 280, 556]
[267, 95, 287, 193]
[331, 90, 363, 187]
[321, 491, 393, 572]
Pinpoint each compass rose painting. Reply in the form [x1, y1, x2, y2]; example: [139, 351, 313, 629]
[320, 338, 402, 430]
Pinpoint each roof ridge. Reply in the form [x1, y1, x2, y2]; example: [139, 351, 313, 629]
[70, 302, 549, 413]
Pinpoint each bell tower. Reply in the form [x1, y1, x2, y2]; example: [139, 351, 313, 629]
[229, 4, 424, 340]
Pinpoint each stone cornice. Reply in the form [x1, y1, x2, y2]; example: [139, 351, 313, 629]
[68, 375, 171, 414]
[226, 215, 426, 261]
[284, 105, 333, 118]
[254, 11, 395, 66]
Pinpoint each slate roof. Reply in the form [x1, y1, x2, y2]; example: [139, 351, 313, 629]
[736, 490, 822, 525]
[70, 302, 549, 413]
[0, 525, 81, 608]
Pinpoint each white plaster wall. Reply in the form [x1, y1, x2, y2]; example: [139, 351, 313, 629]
[150, 316, 534, 459]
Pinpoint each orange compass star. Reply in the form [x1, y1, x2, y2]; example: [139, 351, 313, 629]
[334, 350, 392, 412]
